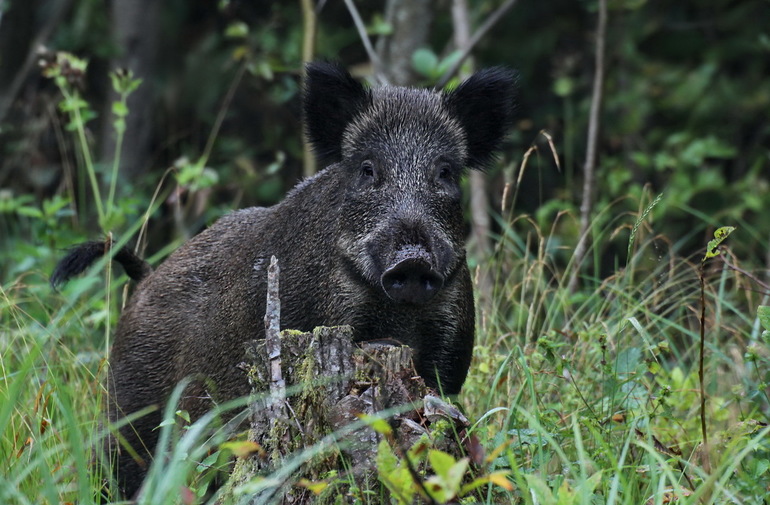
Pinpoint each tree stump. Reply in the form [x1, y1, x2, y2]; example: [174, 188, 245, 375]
[216, 326, 469, 504]
[216, 257, 468, 504]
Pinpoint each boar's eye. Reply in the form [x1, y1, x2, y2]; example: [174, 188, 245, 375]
[360, 159, 376, 178]
[437, 162, 452, 180]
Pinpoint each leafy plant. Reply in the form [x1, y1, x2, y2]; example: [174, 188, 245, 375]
[41, 52, 141, 232]
[376, 438, 513, 504]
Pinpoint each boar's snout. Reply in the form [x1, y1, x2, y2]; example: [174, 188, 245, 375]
[381, 245, 445, 304]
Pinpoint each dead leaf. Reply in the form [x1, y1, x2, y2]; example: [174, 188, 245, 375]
[644, 486, 693, 505]
[220, 440, 265, 458]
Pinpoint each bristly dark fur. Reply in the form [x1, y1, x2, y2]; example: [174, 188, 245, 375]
[443, 67, 520, 170]
[303, 62, 372, 166]
[304, 62, 518, 171]
[50, 240, 151, 288]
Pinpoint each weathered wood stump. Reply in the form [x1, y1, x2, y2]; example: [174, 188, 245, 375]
[215, 258, 468, 504]
[217, 326, 468, 504]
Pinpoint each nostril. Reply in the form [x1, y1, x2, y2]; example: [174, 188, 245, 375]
[422, 274, 439, 291]
[381, 257, 444, 305]
[388, 272, 407, 289]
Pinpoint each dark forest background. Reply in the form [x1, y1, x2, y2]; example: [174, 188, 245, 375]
[1, 0, 768, 280]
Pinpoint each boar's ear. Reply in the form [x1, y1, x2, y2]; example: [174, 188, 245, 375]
[443, 67, 519, 170]
[303, 62, 371, 166]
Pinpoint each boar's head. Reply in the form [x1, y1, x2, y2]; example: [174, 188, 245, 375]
[304, 63, 518, 306]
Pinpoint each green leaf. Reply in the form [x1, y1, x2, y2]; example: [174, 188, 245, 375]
[0, 194, 33, 213]
[647, 360, 661, 374]
[507, 428, 548, 447]
[376, 440, 416, 504]
[424, 475, 451, 503]
[297, 478, 328, 495]
[436, 50, 462, 77]
[110, 70, 143, 94]
[758, 306, 770, 332]
[616, 347, 641, 375]
[265, 151, 285, 175]
[556, 479, 577, 505]
[59, 96, 89, 113]
[756, 457, 770, 477]
[112, 101, 128, 117]
[445, 457, 470, 493]
[460, 471, 513, 495]
[428, 449, 456, 478]
[524, 474, 556, 505]
[113, 118, 126, 135]
[357, 413, 393, 435]
[225, 21, 249, 38]
[251, 60, 274, 80]
[127, 78, 142, 94]
[367, 13, 392, 36]
[423, 450, 470, 502]
[680, 136, 736, 165]
[197, 451, 220, 472]
[16, 206, 44, 219]
[704, 226, 736, 261]
[376, 439, 398, 474]
[412, 48, 438, 78]
[42, 196, 70, 216]
[191, 167, 219, 191]
[109, 71, 121, 93]
[553, 76, 575, 97]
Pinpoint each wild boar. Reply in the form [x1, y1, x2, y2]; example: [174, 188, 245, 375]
[52, 62, 518, 497]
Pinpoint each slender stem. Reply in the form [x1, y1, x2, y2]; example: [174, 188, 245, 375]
[699, 263, 711, 473]
[66, 88, 105, 226]
[300, 0, 318, 177]
[107, 134, 123, 214]
[200, 62, 247, 169]
[699, 270, 707, 444]
[105, 233, 113, 356]
[300, 0, 317, 67]
[107, 94, 127, 219]
[343, 0, 387, 84]
[568, 0, 607, 293]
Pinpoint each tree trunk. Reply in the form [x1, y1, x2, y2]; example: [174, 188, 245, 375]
[375, 0, 433, 85]
[100, 0, 160, 180]
[451, 0, 494, 312]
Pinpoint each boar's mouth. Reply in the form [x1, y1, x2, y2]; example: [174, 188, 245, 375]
[380, 245, 444, 305]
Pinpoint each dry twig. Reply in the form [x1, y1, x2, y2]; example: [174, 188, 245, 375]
[436, 0, 520, 88]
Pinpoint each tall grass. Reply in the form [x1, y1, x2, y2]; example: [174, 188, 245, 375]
[460, 191, 770, 504]
[1, 278, 104, 504]
[4, 187, 768, 504]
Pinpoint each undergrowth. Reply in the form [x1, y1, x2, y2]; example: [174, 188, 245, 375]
[460, 190, 770, 504]
[3, 190, 769, 504]
[2, 54, 769, 504]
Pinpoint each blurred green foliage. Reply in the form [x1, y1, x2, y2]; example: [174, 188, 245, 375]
[1, 0, 768, 277]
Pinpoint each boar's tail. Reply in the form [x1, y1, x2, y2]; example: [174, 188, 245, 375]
[50, 240, 152, 288]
